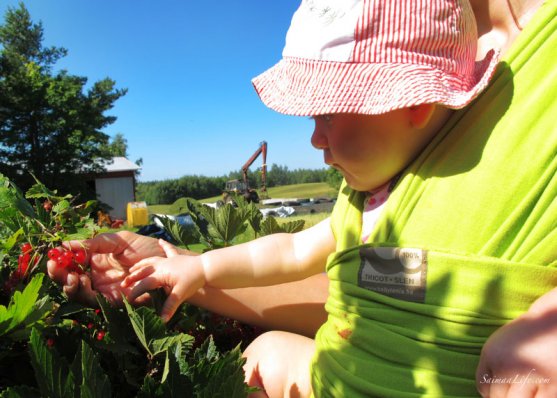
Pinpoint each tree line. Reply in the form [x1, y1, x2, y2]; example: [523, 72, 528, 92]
[136, 164, 343, 205]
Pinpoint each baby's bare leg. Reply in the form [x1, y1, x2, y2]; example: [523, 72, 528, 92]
[243, 331, 315, 398]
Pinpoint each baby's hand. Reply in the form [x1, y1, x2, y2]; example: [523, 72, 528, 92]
[121, 239, 206, 322]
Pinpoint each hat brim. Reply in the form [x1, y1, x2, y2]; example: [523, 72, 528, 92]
[252, 50, 499, 116]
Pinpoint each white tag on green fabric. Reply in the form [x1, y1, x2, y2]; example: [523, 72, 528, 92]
[358, 247, 428, 303]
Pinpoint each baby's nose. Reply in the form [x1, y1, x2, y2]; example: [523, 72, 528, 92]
[311, 126, 328, 150]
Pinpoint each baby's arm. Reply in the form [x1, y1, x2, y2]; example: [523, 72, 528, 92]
[122, 218, 335, 321]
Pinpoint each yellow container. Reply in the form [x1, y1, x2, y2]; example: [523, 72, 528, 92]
[127, 201, 149, 228]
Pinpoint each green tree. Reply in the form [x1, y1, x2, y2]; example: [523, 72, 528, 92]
[106, 132, 128, 157]
[104, 133, 143, 177]
[266, 164, 291, 187]
[326, 167, 343, 190]
[0, 3, 126, 195]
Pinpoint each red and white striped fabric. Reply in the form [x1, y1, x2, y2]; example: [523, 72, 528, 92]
[252, 0, 499, 116]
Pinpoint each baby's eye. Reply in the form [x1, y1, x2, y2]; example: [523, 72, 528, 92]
[310, 115, 334, 123]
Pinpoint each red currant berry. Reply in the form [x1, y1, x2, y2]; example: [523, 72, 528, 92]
[56, 254, 72, 268]
[47, 248, 61, 260]
[18, 253, 30, 273]
[47, 338, 55, 347]
[74, 249, 86, 264]
[43, 200, 53, 212]
[63, 251, 74, 262]
[87, 322, 94, 329]
[21, 243, 32, 254]
[96, 330, 106, 341]
[95, 309, 101, 316]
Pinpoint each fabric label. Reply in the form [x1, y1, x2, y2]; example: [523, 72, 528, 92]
[358, 247, 427, 303]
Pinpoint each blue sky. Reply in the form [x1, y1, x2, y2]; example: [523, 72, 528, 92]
[1, 1, 323, 182]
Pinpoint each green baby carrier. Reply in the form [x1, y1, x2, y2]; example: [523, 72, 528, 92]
[311, 1, 557, 396]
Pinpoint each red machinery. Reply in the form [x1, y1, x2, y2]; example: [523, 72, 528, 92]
[223, 141, 267, 203]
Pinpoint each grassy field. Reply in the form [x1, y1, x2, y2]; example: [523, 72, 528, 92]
[202, 182, 336, 204]
[148, 182, 337, 215]
[276, 211, 329, 229]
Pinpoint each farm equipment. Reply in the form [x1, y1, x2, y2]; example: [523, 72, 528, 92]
[223, 141, 268, 204]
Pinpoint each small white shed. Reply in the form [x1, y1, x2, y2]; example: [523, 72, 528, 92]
[94, 157, 140, 220]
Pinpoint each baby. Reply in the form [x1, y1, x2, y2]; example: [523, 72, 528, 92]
[122, 0, 498, 396]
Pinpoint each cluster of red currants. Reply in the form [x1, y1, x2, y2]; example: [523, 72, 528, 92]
[3, 243, 39, 292]
[17, 243, 35, 276]
[47, 247, 87, 273]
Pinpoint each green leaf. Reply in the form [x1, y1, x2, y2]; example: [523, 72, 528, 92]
[74, 200, 97, 217]
[123, 299, 166, 357]
[280, 219, 305, 234]
[192, 336, 219, 365]
[151, 334, 194, 358]
[190, 340, 251, 398]
[0, 175, 37, 219]
[238, 200, 263, 234]
[137, 376, 162, 398]
[53, 199, 71, 214]
[28, 328, 75, 398]
[158, 352, 193, 397]
[259, 216, 305, 236]
[200, 204, 248, 246]
[0, 274, 52, 337]
[2, 227, 23, 252]
[65, 227, 96, 241]
[0, 193, 36, 220]
[154, 215, 200, 247]
[25, 181, 58, 199]
[0, 386, 41, 397]
[73, 340, 112, 398]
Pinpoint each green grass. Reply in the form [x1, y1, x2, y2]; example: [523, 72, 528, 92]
[148, 204, 176, 214]
[263, 182, 336, 201]
[200, 182, 337, 204]
[277, 212, 329, 229]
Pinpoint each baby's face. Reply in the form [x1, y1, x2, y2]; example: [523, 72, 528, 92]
[310, 109, 440, 191]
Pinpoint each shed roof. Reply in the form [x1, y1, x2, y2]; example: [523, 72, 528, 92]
[104, 157, 140, 172]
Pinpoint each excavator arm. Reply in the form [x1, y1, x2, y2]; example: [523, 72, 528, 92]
[241, 141, 267, 192]
[222, 141, 268, 205]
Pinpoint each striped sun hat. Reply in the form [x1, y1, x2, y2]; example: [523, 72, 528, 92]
[252, 0, 499, 116]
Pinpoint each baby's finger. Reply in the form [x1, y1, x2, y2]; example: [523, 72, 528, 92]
[159, 239, 179, 258]
[160, 289, 185, 323]
[128, 276, 162, 302]
[129, 257, 163, 273]
[160, 280, 199, 322]
[122, 265, 156, 288]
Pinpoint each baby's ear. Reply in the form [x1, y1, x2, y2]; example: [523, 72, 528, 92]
[409, 104, 436, 129]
